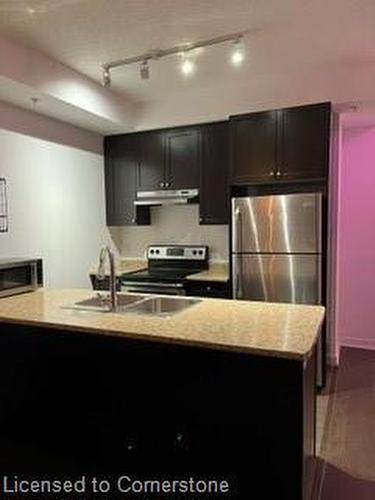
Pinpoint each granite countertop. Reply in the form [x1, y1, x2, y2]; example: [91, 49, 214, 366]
[90, 259, 147, 277]
[186, 262, 229, 282]
[0, 289, 324, 360]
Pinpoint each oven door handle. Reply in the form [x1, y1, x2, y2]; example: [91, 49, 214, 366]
[121, 281, 184, 288]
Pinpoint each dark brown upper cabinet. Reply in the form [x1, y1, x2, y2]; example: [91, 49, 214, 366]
[165, 128, 201, 189]
[279, 103, 331, 180]
[230, 102, 331, 185]
[137, 131, 165, 190]
[104, 135, 150, 226]
[230, 110, 277, 184]
[137, 127, 201, 191]
[200, 121, 229, 225]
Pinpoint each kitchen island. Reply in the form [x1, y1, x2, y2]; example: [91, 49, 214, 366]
[0, 289, 324, 499]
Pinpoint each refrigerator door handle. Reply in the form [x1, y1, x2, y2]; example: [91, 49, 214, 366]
[233, 205, 243, 299]
[232, 257, 243, 300]
[233, 205, 242, 253]
[233, 258, 238, 299]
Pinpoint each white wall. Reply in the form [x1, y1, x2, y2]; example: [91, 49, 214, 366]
[112, 205, 229, 262]
[0, 126, 108, 288]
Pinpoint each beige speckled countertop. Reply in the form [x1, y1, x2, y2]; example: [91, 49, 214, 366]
[0, 289, 324, 360]
[90, 259, 147, 277]
[186, 262, 229, 282]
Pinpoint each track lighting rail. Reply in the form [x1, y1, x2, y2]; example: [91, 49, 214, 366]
[101, 31, 246, 85]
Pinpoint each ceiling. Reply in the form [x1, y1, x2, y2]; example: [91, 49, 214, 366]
[0, 0, 375, 132]
[0, 75, 119, 132]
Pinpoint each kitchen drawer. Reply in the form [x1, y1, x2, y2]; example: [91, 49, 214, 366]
[185, 280, 230, 299]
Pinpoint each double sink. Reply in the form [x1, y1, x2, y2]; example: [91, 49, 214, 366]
[66, 293, 201, 316]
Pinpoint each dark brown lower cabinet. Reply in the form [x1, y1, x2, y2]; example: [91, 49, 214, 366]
[185, 280, 230, 298]
[0, 323, 317, 499]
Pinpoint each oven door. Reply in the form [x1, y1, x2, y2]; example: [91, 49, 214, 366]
[121, 281, 186, 296]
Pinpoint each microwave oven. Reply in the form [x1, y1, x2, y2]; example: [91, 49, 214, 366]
[0, 258, 43, 298]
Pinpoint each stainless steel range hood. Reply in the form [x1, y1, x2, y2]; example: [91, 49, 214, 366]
[134, 189, 199, 206]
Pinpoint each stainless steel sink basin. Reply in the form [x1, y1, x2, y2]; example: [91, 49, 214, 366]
[64, 293, 146, 313]
[63, 294, 201, 316]
[125, 296, 201, 316]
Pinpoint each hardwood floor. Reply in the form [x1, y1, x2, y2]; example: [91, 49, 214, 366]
[319, 347, 375, 499]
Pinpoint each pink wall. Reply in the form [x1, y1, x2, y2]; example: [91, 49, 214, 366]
[336, 127, 375, 349]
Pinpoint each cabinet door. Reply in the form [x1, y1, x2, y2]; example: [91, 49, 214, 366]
[165, 128, 201, 189]
[104, 136, 150, 226]
[185, 280, 230, 299]
[138, 131, 165, 191]
[279, 102, 330, 180]
[230, 111, 277, 184]
[200, 122, 229, 225]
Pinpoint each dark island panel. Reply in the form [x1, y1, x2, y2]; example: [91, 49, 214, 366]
[0, 322, 317, 499]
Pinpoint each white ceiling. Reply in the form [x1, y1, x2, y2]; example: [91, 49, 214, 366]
[0, 0, 375, 131]
[0, 75, 119, 132]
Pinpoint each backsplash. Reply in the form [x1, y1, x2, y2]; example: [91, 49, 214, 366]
[109, 205, 229, 261]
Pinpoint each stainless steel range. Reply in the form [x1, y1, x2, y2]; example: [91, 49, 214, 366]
[121, 245, 209, 296]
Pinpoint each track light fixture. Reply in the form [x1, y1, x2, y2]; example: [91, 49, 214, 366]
[101, 31, 247, 86]
[181, 54, 195, 76]
[102, 66, 111, 87]
[140, 60, 150, 80]
[231, 37, 245, 65]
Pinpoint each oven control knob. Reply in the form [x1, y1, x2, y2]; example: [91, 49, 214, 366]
[198, 250, 203, 255]
[155, 249, 160, 254]
[192, 250, 197, 255]
[150, 249, 154, 254]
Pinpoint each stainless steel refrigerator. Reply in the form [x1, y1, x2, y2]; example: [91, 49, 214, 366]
[231, 192, 324, 383]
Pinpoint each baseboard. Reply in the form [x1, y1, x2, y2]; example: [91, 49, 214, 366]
[327, 345, 340, 367]
[327, 353, 339, 367]
[340, 337, 375, 350]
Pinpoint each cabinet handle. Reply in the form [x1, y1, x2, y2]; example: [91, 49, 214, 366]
[206, 285, 212, 292]
[175, 432, 187, 448]
[165, 181, 170, 188]
[276, 170, 281, 177]
[131, 218, 136, 223]
[159, 181, 165, 188]
[125, 440, 136, 451]
[176, 432, 183, 443]
[269, 171, 275, 177]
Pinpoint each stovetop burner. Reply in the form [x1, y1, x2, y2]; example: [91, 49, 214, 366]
[121, 245, 209, 287]
[121, 267, 197, 284]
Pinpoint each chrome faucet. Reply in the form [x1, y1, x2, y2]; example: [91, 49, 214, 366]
[97, 246, 118, 312]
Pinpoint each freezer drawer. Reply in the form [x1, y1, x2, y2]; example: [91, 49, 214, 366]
[232, 193, 322, 254]
[232, 254, 321, 304]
